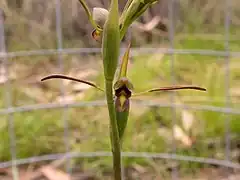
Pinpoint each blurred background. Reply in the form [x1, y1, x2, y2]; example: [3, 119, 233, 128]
[0, 0, 239, 179]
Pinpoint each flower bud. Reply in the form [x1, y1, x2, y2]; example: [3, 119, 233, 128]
[93, 7, 109, 28]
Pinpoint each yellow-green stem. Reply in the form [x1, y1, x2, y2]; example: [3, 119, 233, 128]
[105, 80, 122, 180]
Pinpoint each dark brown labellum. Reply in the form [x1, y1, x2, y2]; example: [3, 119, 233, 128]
[115, 84, 132, 98]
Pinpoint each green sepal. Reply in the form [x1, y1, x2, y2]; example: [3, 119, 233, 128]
[120, 0, 159, 40]
[102, 0, 120, 81]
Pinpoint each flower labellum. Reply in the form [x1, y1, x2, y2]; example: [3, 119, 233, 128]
[91, 7, 109, 42]
[114, 43, 133, 141]
[92, 29, 102, 42]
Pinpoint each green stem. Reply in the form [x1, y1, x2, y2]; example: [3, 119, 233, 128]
[78, 0, 102, 31]
[105, 80, 122, 180]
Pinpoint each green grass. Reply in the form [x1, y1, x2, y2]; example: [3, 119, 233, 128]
[0, 35, 239, 178]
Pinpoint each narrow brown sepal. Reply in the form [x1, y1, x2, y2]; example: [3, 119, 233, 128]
[148, 85, 206, 92]
[132, 85, 206, 97]
[41, 74, 104, 92]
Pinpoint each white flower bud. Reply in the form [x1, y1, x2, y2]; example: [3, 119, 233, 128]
[93, 7, 109, 27]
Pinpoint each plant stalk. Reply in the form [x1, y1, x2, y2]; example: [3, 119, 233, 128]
[105, 80, 122, 180]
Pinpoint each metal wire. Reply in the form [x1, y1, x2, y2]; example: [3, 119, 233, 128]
[55, 0, 71, 174]
[1, 48, 240, 59]
[224, 0, 231, 163]
[0, 8, 19, 180]
[0, 100, 239, 115]
[0, 152, 240, 169]
[168, 0, 178, 179]
[0, 0, 239, 179]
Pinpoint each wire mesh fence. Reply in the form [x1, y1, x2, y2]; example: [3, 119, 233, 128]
[0, 0, 239, 179]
